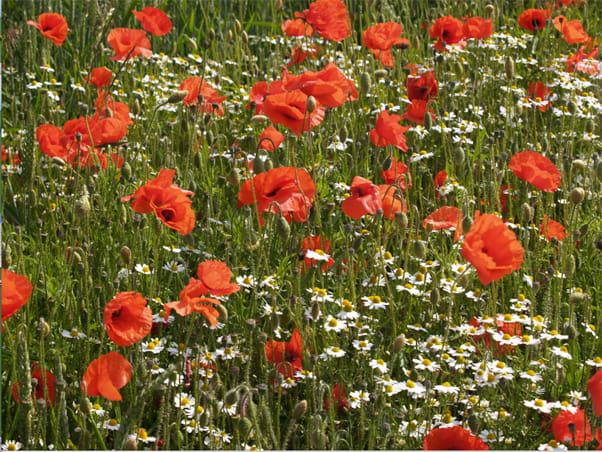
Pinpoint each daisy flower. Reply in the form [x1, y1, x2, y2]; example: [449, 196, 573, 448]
[323, 346, 346, 358]
[524, 398, 555, 414]
[162, 260, 186, 273]
[336, 299, 360, 320]
[134, 263, 154, 275]
[362, 295, 389, 310]
[348, 390, 370, 408]
[369, 358, 389, 374]
[1, 440, 22, 451]
[352, 339, 373, 352]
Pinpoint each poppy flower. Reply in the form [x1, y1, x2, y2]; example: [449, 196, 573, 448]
[379, 184, 407, 219]
[382, 156, 411, 191]
[94, 90, 134, 126]
[282, 63, 358, 109]
[551, 409, 593, 446]
[423, 206, 462, 232]
[301, 236, 334, 271]
[509, 151, 561, 192]
[462, 17, 493, 40]
[363, 22, 405, 50]
[402, 99, 436, 125]
[298, 0, 350, 42]
[179, 76, 226, 115]
[370, 110, 411, 151]
[555, 16, 590, 44]
[325, 383, 348, 413]
[85, 67, 112, 88]
[263, 90, 325, 137]
[82, 352, 132, 401]
[434, 169, 448, 189]
[12, 362, 56, 406]
[429, 15, 465, 50]
[107, 28, 152, 61]
[423, 425, 489, 450]
[196, 260, 240, 296]
[288, 45, 319, 68]
[27, 13, 68, 46]
[265, 328, 304, 378]
[541, 215, 568, 241]
[527, 81, 552, 112]
[342, 176, 381, 219]
[121, 168, 196, 235]
[163, 277, 222, 326]
[565, 46, 599, 73]
[407, 71, 438, 102]
[104, 292, 153, 347]
[518, 9, 551, 31]
[132, 7, 172, 36]
[258, 126, 285, 151]
[236, 166, 316, 224]
[588, 368, 602, 418]
[1, 269, 33, 325]
[281, 18, 314, 37]
[461, 211, 524, 285]
[245, 80, 286, 115]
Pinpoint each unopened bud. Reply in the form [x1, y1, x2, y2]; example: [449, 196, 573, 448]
[252, 155, 264, 174]
[571, 159, 587, 172]
[453, 147, 465, 165]
[311, 301, 321, 321]
[75, 194, 91, 219]
[504, 56, 514, 79]
[124, 435, 138, 450]
[215, 303, 228, 322]
[121, 162, 132, 180]
[382, 156, 392, 171]
[395, 211, 409, 228]
[360, 72, 371, 94]
[293, 400, 308, 419]
[226, 30, 233, 42]
[276, 215, 291, 240]
[430, 288, 440, 304]
[167, 90, 189, 104]
[234, 19, 242, 34]
[393, 334, 406, 352]
[208, 29, 216, 41]
[306, 95, 317, 114]
[570, 187, 585, 204]
[224, 388, 240, 406]
[585, 119, 594, 134]
[461, 215, 473, 234]
[374, 69, 388, 79]
[412, 240, 427, 259]
[251, 114, 270, 124]
[227, 168, 241, 186]
[264, 158, 273, 171]
[468, 414, 481, 434]
[275, 0, 284, 8]
[568, 292, 587, 304]
[38, 317, 51, 338]
[423, 111, 433, 130]
[484, 4, 495, 18]
[568, 101, 578, 114]
[238, 417, 253, 439]
[521, 202, 534, 223]
[241, 31, 248, 44]
[131, 100, 141, 116]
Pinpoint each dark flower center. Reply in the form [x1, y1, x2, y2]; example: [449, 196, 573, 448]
[161, 209, 175, 221]
[112, 308, 122, 319]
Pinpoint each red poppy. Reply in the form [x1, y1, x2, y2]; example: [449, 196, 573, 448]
[12, 363, 56, 406]
[132, 7, 172, 36]
[588, 369, 602, 418]
[281, 18, 314, 37]
[301, 236, 334, 271]
[541, 215, 568, 241]
[104, 292, 152, 347]
[196, 260, 240, 297]
[245, 80, 286, 115]
[461, 212, 524, 285]
[434, 169, 448, 188]
[121, 168, 196, 235]
[509, 151, 561, 192]
[237, 166, 316, 224]
[27, 13, 68, 46]
[258, 126, 285, 151]
[94, 90, 134, 126]
[297, 0, 350, 42]
[363, 22, 408, 66]
[407, 71, 438, 102]
[179, 76, 226, 115]
[429, 15, 465, 50]
[463, 17, 493, 40]
[282, 63, 358, 109]
[556, 17, 590, 44]
[288, 45, 319, 68]
[528, 81, 552, 112]
[107, 28, 152, 61]
[402, 99, 436, 125]
[1, 269, 33, 325]
[325, 383, 348, 413]
[565, 46, 599, 73]
[470, 315, 521, 356]
[263, 90, 325, 136]
[518, 9, 551, 31]
[342, 176, 381, 219]
[423, 425, 489, 450]
[382, 156, 411, 191]
[552, 409, 593, 446]
[379, 184, 407, 219]
[85, 67, 112, 88]
[370, 110, 411, 151]
[423, 206, 462, 232]
[82, 352, 132, 401]
[265, 328, 304, 378]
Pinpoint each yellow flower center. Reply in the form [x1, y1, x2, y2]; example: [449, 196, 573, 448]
[148, 343, 155, 350]
[518, 294, 525, 301]
[535, 399, 544, 407]
[502, 334, 511, 340]
[406, 380, 415, 388]
[368, 296, 381, 304]
[109, 419, 118, 426]
[332, 347, 340, 353]
[422, 359, 431, 366]
[181, 398, 190, 406]
[377, 359, 385, 365]
[328, 319, 338, 327]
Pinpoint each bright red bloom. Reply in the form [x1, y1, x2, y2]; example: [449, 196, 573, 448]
[407, 71, 438, 102]
[288, 45, 319, 68]
[263, 90, 325, 136]
[379, 184, 407, 219]
[518, 9, 551, 31]
[423, 206, 462, 232]
[463, 16, 493, 39]
[265, 328, 304, 378]
[245, 80, 286, 115]
[552, 409, 593, 446]
[82, 352, 132, 401]
[282, 63, 358, 109]
[541, 215, 568, 241]
[429, 15, 465, 50]
[342, 176, 381, 219]
[528, 81, 552, 112]
[325, 383, 348, 413]
[461, 212, 524, 285]
[402, 99, 436, 125]
[588, 369, 602, 418]
[94, 90, 134, 126]
[104, 292, 153, 347]
[132, 7, 172, 36]
[121, 168, 196, 235]
[363, 22, 405, 50]
[301, 236, 334, 271]
[509, 151, 561, 192]
[566, 46, 599, 73]
[258, 126, 285, 151]
[237, 166, 316, 224]
[27, 13, 68, 46]
[370, 110, 411, 151]
[12, 363, 56, 406]
[196, 260, 241, 297]
[85, 67, 112, 88]
[1, 269, 33, 325]
[298, 0, 350, 42]
[179, 76, 226, 115]
[107, 28, 152, 61]
[381, 156, 411, 191]
[434, 169, 448, 188]
[281, 18, 314, 37]
[423, 425, 489, 450]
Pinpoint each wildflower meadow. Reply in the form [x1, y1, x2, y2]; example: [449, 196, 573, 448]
[2, 0, 602, 450]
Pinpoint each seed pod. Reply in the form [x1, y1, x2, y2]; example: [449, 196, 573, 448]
[238, 417, 253, 440]
[227, 168, 241, 186]
[226, 30, 233, 42]
[360, 72, 372, 94]
[568, 101, 578, 114]
[311, 301, 321, 321]
[374, 69, 388, 79]
[504, 56, 514, 79]
[453, 147, 465, 165]
[75, 192, 91, 219]
[276, 215, 291, 240]
[167, 90, 189, 104]
[215, 304, 228, 322]
[570, 187, 585, 204]
[585, 119, 595, 134]
[251, 114, 270, 124]
[520, 202, 534, 223]
[395, 211, 408, 229]
[131, 100, 141, 116]
[264, 158, 274, 171]
[224, 388, 240, 406]
[468, 414, 481, 434]
[423, 111, 433, 130]
[568, 292, 587, 304]
[571, 159, 586, 171]
[234, 19, 242, 34]
[241, 30, 248, 44]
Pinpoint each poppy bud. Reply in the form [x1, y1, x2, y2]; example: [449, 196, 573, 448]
[395, 212, 408, 229]
[563, 255, 576, 276]
[340, 125, 348, 142]
[167, 90, 189, 104]
[120, 204, 128, 225]
[461, 215, 473, 234]
[568, 101, 578, 114]
[152, 215, 163, 235]
[393, 334, 406, 352]
[293, 400, 308, 419]
[521, 202, 534, 223]
[264, 158, 273, 171]
[571, 159, 586, 172]
[51, 156, 67, 166]
[185, 35, 197, 51]
[430, 288, 440, 304]
[374, 69, 388, 79]
[382, 156, 393, 171]
[227, 168, 241, 186]
[2, 243, 11, 267]
[241, 31, 248, 44]
[312, 432, 328, 450]
[121, 162, 132, 181]
[306, 95, 317, 114]
[276, 215, 291, 240]
[215, 304, 228, 322]
[124, 435, 138, 450]
[208, 28, 216, 42]
[71, 250, 82, 265]
[251, 114, 270, 124]
[585, 119, 594, 134]
[504, 56, 514, 79]
[275, 0, 284, 8]
[75, 193, 91, 219]
[226, 30, 233, 42]
[570, 187, 585, 204]
[130, 99, 141, 115]
[234, 19, 242, 34]
[252, 155, 265, 174]
[423, 111, 433, 130]
[568, 292, 587, 304]
[453, 147, 465, 165]
[453, 60, 464, 77]
[485, 4, 495, 18]
[38, 317, 51, 338]
[468, 414, 481, 434]
[224, 388, 240, 406]
[238, 417, 253, 440]
[311, 301, 321, 321]
[360, 72, 371, 94]
[412, 240, 427, 259]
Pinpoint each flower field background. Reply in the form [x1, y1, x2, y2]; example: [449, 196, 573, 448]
[2, 0, 602, 449]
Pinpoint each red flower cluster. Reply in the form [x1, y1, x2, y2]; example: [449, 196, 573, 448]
[294, 0, 350, 42]
[342, 176, 406, 220]
[429, 15, 492, 51]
